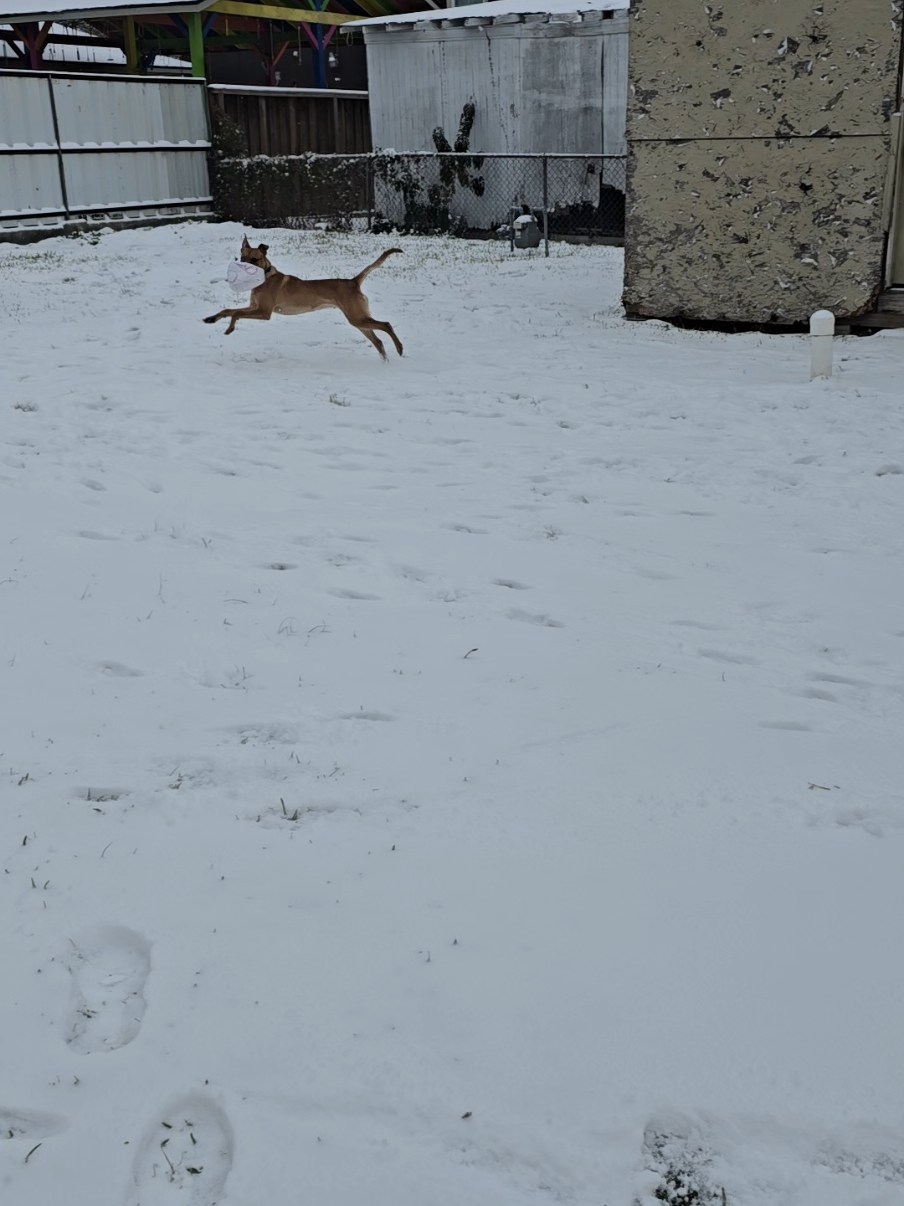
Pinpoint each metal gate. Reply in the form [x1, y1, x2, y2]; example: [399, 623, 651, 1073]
[0, 69, 211, 241]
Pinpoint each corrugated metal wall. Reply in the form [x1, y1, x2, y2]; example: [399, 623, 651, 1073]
[0, 69, 211, 239]
[363, 12, 628, 157]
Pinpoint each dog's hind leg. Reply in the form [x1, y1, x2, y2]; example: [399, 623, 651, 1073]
[339, 296, 401, 358]
[356, 319, 403, 357]
[357, 327, 387, 359]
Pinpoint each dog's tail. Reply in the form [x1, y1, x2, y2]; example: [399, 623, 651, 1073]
[354, 248, 403, 284]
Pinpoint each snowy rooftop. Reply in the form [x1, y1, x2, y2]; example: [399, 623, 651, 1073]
[0, 21, 188, 66]
[0, 0, 207, 23]
[351, 0, 628, 28]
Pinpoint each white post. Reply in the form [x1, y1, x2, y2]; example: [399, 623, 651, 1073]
[809, 309, 835, 380]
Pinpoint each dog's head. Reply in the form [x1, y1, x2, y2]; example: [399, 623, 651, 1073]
[240, 234, 272, 273]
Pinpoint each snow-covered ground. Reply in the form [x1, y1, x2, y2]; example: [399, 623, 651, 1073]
[1, 223, 903, 1206]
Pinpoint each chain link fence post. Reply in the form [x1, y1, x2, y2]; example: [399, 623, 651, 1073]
[542, 155, 549, 258]
[367, 155, 373, 232]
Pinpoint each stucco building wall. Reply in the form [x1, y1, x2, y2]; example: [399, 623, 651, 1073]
[623, 0, 904, 323]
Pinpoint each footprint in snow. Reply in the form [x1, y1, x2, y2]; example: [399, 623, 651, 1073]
[441, 523, 489, 535]
[698, 649, 758, 666]
[799, 687, 838, 702]
[505, 608, 564, 628]
[0, 1106, 67, 1143]
[327, 588, 381, 601]
[393, 564, 431, 582]
[809, 671, 869, 688]
[60, 924, 151, 1054]
[758, 720, 811, 731]
[636, 567, 678, 581]
[124, 1092, 233, 1206]
[98, 661, 144, 678]
[338, 711, 394, 722]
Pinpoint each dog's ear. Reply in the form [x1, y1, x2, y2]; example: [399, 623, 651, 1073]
[241, 233, 250, 247]
[259, 244, 269, 255]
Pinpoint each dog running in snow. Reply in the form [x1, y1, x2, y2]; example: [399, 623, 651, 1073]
[204, 237, 404, 359]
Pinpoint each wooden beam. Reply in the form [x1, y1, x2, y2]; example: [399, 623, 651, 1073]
[16, 32, 122, 46]
[142, 32, 261, 47]
[0, 31, 27, 59]
[207, 0, 356, 26]
[123, 15, 138, 70]
[334, 0, 384, 16]
[186, 9, 205, 75]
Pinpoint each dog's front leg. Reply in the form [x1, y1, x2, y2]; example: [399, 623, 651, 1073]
[204, 298, 271, 334]
[223, 308, 273, 335]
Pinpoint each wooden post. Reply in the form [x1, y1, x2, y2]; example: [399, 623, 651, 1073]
[311, 0, 328, 87]
[17, 21, 42, 70]
[258, 94, 269, 154]
[124, 16, 139, 73]
[186, 11, 205, 78]
[312, 24, 326, 88]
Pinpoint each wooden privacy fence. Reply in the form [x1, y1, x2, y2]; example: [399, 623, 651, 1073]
[208, 83, 371, 156]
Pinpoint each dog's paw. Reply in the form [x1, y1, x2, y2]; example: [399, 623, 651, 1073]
[203, 315, 218, 324]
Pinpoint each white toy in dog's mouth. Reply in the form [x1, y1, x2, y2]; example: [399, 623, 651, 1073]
[226, 261, 266, 292]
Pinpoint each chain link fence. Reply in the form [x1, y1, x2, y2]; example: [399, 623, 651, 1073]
[210, 153, 626, 249]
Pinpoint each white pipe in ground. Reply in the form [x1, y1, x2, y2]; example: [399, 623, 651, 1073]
[810, 309, 835, 379]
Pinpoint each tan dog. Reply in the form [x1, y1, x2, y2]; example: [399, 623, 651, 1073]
[204, 237, 404, 359]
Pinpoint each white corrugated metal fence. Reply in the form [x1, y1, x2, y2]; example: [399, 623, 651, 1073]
[0, 68, 211, 239]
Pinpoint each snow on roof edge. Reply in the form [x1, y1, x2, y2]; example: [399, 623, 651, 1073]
[351, 0, 628, 29]
[0, 0, 205, 23]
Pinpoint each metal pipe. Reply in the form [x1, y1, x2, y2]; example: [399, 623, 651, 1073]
[542, 154, 548, 258]
[45, 76, 70, 220]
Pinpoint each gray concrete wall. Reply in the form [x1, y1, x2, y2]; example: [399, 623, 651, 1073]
[623, 0, 904, 323]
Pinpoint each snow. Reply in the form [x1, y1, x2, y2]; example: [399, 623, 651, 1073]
[1, 221, 903, 1206]
[351, 0, 628, 28]
[0, 0, 193, 19]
